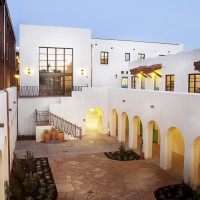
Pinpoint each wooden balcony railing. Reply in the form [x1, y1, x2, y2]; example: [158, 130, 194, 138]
[18, 85, 87, 97]
[35, 110, 82, 139]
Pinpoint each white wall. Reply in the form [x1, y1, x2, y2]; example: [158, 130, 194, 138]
[20, 25, 91, 87]
[50, 88, 109, 135]
[92, 38, 183, 88]
[128, 49, 200, 92]
[18, 97, 61, 135]
[0, 87, 17, 200]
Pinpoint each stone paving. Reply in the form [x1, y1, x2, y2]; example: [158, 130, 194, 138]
[14, 134, 181, 200]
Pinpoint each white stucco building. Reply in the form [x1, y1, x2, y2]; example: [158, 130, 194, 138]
[18, 24, 200, 186]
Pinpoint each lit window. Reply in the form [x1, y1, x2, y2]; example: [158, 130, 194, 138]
[125, 53, 130, 61]
[141, 76, 145, 89]
[138, 53, 145, 60]
[189, 74, 200, 93]
[100, 52, 108, 64]
[166, 75, 174, 92]
[121, 77, 128, 88]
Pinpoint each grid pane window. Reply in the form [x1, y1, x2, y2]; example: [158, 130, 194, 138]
[131, 76, 136, 89]
[125, 53, 130, 61]
[39, 47, 73, 96]
[166, 75, 174, 91]
[100, 52, 108, 64]
[189, 74, 200, 93]
[138, 53, 145, 60]
[39, 47, 73, 73]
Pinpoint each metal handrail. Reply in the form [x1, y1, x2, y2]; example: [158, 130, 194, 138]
[18, 85, 87, 97]
[35, 110, 82, 139]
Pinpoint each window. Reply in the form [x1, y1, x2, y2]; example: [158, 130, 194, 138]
[125, 53, 130, 61]
[126, 71, 128, 74]
[39, 47, 73, 73]
[100, 52, 108, 64]
[141, 76, 145, 89]
[131, 76, 136, 89]
[138, 53, 145, 60]
[189, 74, 200, 93]
[121, 71, 124, 74]
[39, 47, 73, 96]
[121, 77, 128, 88]
[166, 75, 174, 91]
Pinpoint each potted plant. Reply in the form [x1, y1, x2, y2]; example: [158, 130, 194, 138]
[51, 126, 57, 140]
[44, 129, 51, 144]
[58, 129, 64, 143]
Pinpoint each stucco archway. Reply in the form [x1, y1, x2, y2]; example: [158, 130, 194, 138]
[85, 107, 103, 135]
[121, 112, 129, 145]
[190, 137, 200, 186]
[111, 109, 118, 138]
[132, 116, 143, 150]
[146, 121, 161, 163]
[165, 127, 184, 177]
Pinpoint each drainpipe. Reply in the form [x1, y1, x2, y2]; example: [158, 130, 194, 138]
[91, 44, 93, 87]
[4, 89, 10, 181]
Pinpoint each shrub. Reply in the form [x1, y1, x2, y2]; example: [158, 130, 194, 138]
[24, 150, 35, 173]
[23, 172, 39, 194]
[119, 142, 126, 159]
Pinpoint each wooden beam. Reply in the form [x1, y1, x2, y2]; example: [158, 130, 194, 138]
[154, 71, 162, 78]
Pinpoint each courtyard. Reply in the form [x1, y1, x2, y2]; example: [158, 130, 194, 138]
[14, 134, 181, 200]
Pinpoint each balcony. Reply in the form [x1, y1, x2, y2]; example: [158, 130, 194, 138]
[18, 86, 86, 97]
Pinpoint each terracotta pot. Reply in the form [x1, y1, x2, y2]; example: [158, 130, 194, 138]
[51, 129, 57, 140]
[58, 132, 64, 143]
[44, 133, 51, 144]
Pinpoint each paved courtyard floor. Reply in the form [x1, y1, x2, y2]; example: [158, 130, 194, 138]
[14, 134, 181, 200]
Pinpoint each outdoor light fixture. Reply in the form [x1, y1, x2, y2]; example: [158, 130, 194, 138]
[28, 68, 31, 75]
[115, 74, 118, 79]
[151, 72, 155, 77]
[81, 69, 84, 75]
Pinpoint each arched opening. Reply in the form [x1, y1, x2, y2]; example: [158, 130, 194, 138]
[0, 151, 3, 200]
[165, 127, 184, 177]
[147, 121, 161, 164]
[111, 109, 118, 138]
[191, 137, 200, 186]
[85, 107, 103, 135]
[132, 116, 143, 151]
[121, 112, 129, 145]
[4, 137, 9, 182]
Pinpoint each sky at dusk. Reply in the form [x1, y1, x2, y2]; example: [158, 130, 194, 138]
[7, 0, 200, 51]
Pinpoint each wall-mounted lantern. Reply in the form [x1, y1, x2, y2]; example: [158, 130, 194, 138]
[81, 69, 84, 76]
[28, 68, 31, 75]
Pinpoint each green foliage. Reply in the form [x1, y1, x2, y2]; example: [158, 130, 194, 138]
[58, 128, 64, 133]
[13, 154, 25, 181]
[119, 142, 126, 159]
[24, 150, 35, 173]
[23, 172, 39, 194]
[4, 181, 12, 198]
[44, 129, 49, 134]
[25, 196, 34, 200]
[193, 185, 200, 200]
[12, 182, 22, 200]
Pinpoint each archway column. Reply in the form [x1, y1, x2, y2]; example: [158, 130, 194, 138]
[159, 133, 166, 169]
[144, 123, 153, 159]
[129, 121, 134, 149]
[183, 144, 191, 184]
[118, 118, 122, 142]
[132, 118, 138, 149]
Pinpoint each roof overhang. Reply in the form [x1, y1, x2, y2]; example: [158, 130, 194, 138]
[130, 64, 162, 78]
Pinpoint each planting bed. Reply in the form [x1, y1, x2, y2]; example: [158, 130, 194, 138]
[154, 184, 197, 200]
[5, 151, 57, 200]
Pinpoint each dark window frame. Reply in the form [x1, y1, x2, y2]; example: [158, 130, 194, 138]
[165, 74, 174, 92]
[131, 76, 136, 89]
[138, 53, 145, 60]
[100, 51, 109, 64]
[125, 53, 130, 61]
[188, 73, 200, 93]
